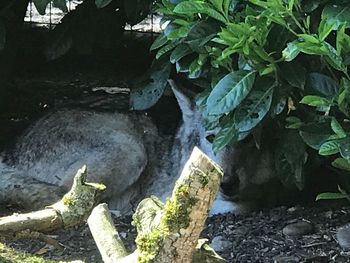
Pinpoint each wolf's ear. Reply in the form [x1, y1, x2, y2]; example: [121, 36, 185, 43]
[168, 79, 195, 124]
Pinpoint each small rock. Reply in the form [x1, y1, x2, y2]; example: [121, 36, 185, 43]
[231, 226, 249, 236]
[210, 236, 232, 252]
[287, 205, 302, 213]
[323, 211, 333, 219]
[273, 255, 299, 262]
[120, 232, 127, 239]
[282, 221, 314, 236]
[337, 223, 350, 249]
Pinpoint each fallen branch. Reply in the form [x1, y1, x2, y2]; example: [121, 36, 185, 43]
[89, 147, 228, 263]
[88, 203, 128, 263]
[0, 165, 105, 234]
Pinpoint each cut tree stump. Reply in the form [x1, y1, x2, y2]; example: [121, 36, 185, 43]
[0, 165, 105, 235]
[88, 147, 227, 263]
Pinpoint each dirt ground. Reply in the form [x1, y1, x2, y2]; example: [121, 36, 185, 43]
[1, 201, 349, 263]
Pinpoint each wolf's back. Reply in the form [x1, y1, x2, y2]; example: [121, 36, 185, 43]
[2, 109, 159, 212]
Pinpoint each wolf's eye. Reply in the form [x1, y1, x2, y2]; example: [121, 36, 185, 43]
[205, 134, 215, 143]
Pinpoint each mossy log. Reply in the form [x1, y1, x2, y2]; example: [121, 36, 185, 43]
[88, 147, 227, 263]
[0, 166, 105, 234]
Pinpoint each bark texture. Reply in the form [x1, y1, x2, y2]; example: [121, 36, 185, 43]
[134, 146, 225, 263]
[0, 166, 104, 234]
[88, 203, 128, 263]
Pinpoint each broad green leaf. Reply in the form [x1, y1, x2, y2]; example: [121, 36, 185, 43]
[213, 119, 238, 152]
[172, 19, 191, 26]
[156, 41, 179, 59]
[0, 19, 5, 50]
[130, 60, 171, 110]
[223, 0, 235, 15]
[319, 141, 339, 156]
[272, 96, 286, 115]
[33, 0, 51, 15]
[332, 158, 350, 172]
[338, 78, 350, 117]
[300, 95, 331, 107]
[259, 64, 275, 76]
[337, 24, 350, 55]
[288, 0, 295, 11]
[286, 116, 303, 129]
[275, 130, 307, 190]
[299, 131, 330, 150]
[95, 0, 113, 8]
[195, 88, 211, 107]
[323, 42, 345, 72]
[318, 18, 338, 41]
[150, 34, 168, 51]
[322, 5, 350, 29]
[207, 70, 256, 115]
[175, 54, 196, 73]
[165, 23, 190, 40]
[251, 43, 274, 63]
[185, 20, 221, 50]
[295, 41, 326, 56]
[234, 78, 274, 132]
[331, 118, 347, 138]
[249, 0, 270, 8]
[189, 54, 207, 75]
[174, 1, 227, 23]
[339, 138, 350, 161]
[209, 0, 224, 13]
[202, 110, 221, 130]
[264, 12, 287, 27]
[306, 72, 339, 97]
[316, 192, 349, 201]
[299, 121, 333, 150]
[282, 42, 300, 61]
[298, 34, 320, 44]
[170, 44, 192, 63]
[167, 26, 191, 40]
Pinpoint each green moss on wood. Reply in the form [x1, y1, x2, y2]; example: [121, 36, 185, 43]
[136, 184, 199, 262]
[136, 229, 163, 263]
[163, 185, 197, 232]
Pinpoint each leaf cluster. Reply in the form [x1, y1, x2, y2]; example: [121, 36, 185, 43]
[151, 0, 350, 193]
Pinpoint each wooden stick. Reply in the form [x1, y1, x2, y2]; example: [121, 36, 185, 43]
[88, 203, 128, 263]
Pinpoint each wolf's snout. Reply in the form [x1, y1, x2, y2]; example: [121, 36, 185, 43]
[220, 172, 240, 197]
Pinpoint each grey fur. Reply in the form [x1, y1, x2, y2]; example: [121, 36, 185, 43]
[0, 81, 242, 214]
[337, 223, 350, 250]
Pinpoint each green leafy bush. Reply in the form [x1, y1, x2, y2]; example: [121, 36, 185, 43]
[151, 0, 350, 194]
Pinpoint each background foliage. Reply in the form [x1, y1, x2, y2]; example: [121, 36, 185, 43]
[0, 0, 155, 81]
[148, 0, 350, 197]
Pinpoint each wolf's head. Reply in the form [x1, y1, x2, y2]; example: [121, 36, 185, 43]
[168, 80, 239, 200]
[169, 80, 276, 211]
